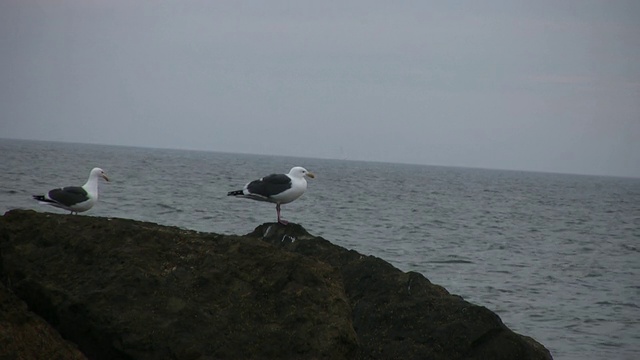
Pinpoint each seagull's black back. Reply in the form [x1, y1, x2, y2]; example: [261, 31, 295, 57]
[48, 186, 88, 206]
[246, 173, 292, 198]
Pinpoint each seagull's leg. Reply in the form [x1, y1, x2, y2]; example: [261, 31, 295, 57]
[276, 203, 288, 225]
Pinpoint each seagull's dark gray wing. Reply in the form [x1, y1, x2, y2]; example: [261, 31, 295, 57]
[48, 186, 89, 206]
[246, 174, 292, 198]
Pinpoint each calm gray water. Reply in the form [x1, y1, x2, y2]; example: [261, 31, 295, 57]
[1, 138, 639, 359]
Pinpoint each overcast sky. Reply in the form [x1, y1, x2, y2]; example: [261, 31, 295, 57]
[1, 1, 639, 177]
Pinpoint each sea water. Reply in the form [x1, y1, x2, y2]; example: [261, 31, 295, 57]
[1, 138, 639, 359]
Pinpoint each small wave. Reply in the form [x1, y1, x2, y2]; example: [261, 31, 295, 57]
[597, 340, 625, 348]
[584, 271, 603, 278]
[427, 259, 474, 264]
[595, 301, 639, 309]
[158, 209, 184, 215]
[156, 203, 175, 209]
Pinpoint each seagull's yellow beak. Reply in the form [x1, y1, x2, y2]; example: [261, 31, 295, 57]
[306, 172, 315, 179]
[102, 174, 110, 182]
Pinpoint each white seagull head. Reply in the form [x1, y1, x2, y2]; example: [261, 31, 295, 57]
[89, 167, 110, 182]
[288, 166, 315, 180]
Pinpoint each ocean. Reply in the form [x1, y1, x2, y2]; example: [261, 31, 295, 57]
[1, 138, 638, 359]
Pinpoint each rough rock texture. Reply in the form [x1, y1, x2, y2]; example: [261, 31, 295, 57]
[0, 210, 552, 360]
[0, 282, 87, 360]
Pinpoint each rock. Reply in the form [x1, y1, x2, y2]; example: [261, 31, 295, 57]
[0, 282, 87, 360]
[0, 210, 552, 359]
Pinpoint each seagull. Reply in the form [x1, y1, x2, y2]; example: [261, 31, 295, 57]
[33, 167, 110, 214]
[228, 166, 315, 225]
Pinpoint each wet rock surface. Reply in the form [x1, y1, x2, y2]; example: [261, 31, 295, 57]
[0, 210, 552, 359]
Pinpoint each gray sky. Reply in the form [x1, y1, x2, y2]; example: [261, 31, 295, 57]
[1, 0, 639, 177]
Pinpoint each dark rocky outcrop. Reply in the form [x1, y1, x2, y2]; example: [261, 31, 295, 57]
[0, 282, 87, 360]
[0, 210, 552, 359]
